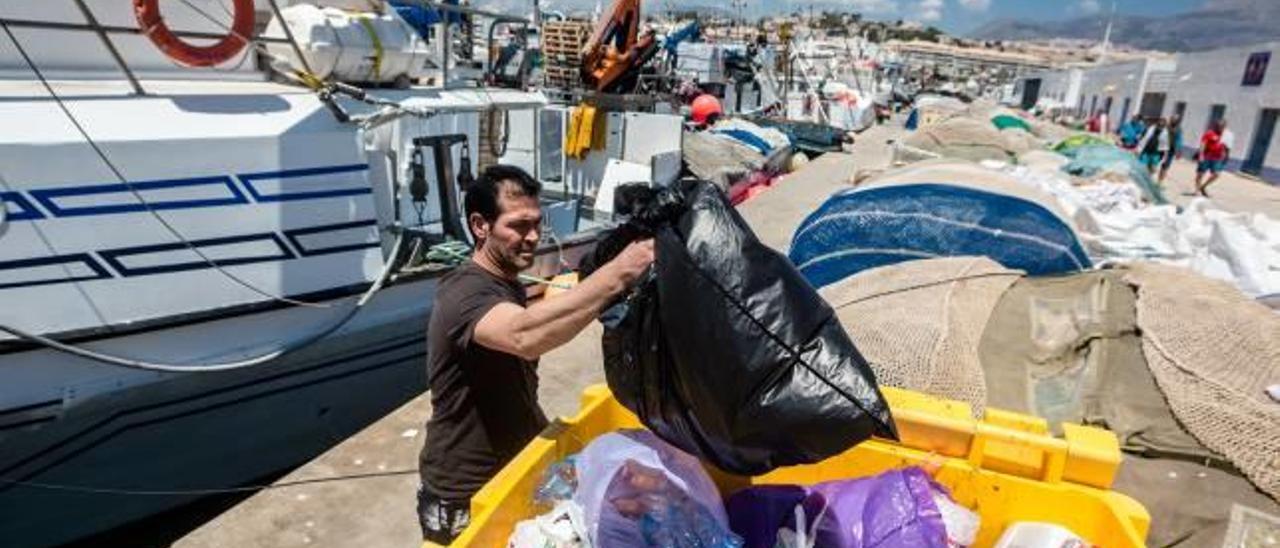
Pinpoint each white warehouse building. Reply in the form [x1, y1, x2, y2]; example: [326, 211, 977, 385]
[1018, 44, 1279, 182]
[1166, 42, 1280, 180]
[1074, 57, 1177, 131]
[1016, 66, 1083, 112]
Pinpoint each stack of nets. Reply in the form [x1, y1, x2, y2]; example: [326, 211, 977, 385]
[900, 117, 1032, 164]
[818, 257, 1022, 415]
[819, 256, 1280, 502]
[1125, 262, 1280, 501]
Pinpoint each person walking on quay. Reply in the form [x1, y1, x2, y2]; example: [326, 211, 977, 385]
[1119, 114, 1145, 150]
[1086, 110, 1105, 134]
[1136, 117, 1171, 179]
[1195, 119, 1230, 197]
[1159, 116, 1184, 184]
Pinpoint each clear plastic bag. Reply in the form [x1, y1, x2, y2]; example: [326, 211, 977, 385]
[574, 430, 737, 547]
[536, 456, 579, 507]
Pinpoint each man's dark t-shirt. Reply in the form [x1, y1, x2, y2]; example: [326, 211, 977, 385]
[419, 262, 548, 502]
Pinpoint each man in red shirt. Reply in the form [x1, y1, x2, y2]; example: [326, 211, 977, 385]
[1194, 120, 1230, 197]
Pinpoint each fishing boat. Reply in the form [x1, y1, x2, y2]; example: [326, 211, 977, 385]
[0, 1, 682, 545]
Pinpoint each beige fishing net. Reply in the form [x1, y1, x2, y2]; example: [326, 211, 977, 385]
[1125, 262, 1280, 500]
[818, 256, 1022, 415]
[901, 118, 1025, 163]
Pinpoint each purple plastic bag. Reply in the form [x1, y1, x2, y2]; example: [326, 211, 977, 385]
[726, 468, 950, 548]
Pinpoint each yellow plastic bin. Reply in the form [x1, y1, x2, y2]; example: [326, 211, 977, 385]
[428, 385, 1150, 547]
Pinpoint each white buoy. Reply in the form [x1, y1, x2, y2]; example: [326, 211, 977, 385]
[788, 151, 811, 173]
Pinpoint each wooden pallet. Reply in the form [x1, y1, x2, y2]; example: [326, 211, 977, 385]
[541, 20, 591, 59]
[540, 21, 590, 89]
[541, 20, 591, 39]
[542, 70, 582, 89]
[543, 65, 580, 77]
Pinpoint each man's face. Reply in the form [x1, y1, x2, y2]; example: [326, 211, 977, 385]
[473, 182, 541, 274]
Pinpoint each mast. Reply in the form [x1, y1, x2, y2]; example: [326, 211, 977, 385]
[1099, 0, 1116, 63]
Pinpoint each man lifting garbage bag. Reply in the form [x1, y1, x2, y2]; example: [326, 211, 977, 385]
[582, 180, 896, 475]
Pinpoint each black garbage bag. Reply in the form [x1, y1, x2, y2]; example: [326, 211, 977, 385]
[746, 116, 849, 155]
[583, 180, 896, 475]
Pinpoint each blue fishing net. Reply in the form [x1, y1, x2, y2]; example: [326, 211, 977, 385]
[789, 183, 1092, 288]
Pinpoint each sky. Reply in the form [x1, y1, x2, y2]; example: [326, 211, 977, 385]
[530, 0, 1205, 35]
[838, 0, 1204, 34]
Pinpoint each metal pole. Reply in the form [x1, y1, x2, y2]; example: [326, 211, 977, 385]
[0, 17, 293, 44]
[441, 21, 451, 87]
[70, 0, 144, 95]
[266, 0, 315, 76]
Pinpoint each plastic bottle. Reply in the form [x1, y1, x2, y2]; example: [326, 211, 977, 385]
[993, 522, 1089, 548]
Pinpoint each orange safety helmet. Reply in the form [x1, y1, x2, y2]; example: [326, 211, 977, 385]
[690, 94, 723, 127]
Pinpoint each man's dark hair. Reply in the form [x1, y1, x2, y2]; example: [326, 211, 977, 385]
[463, 164, 542, 229]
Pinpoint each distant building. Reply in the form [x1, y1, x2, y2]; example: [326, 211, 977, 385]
[1015, 42, 1279, 183]
[1073, 57, 1176, 132]
[891, 40, 1051, 89]
[1167, 42, 1280, 180]
[1016, 67, 1084, 113]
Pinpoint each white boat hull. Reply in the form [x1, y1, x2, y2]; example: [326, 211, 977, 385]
[0, 279, 435, 547]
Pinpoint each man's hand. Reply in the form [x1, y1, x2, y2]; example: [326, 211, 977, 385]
[600, 239, 655, 286]
[472, 238, 655, 362]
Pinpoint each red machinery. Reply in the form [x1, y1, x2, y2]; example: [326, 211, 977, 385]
[579, 0, 656, 92]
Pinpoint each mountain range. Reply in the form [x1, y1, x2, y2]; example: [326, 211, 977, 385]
[969, 0, 1280, 52]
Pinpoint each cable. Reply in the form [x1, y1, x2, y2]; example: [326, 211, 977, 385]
[172, 0, 435, 125]
[173, 0, 426, 116]
[426, 241, 573, 290]
[263, 0, 315, 77]
[0, 233, 405, 373]
[0, 21, 336, 309]
[0, 468, 416, 496]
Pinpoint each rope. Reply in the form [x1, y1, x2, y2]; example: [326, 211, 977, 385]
[0, 469, 416, 496]
[265, 0, 316, 77]
[427, 241, 574, 290]
[0, 233, 405, 372]
[173, 0, 323, 89]
[485, 107, 509, 159]
[0, 20, 344, 310]
[355, 15, 385, 82]
[174, 0, 438, 123]
[828, 269, 1022, 310]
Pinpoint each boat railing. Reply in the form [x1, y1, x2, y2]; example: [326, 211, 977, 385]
[0, 0, 536, 95]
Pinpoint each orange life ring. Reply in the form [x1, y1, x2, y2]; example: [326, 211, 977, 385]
[134, 0, 255, 67]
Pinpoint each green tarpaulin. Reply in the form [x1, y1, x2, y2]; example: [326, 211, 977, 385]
[991, 114, 1033, 133]
[1052, 133, 1113, 154]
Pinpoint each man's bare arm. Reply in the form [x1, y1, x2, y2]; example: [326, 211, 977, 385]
[473, 240, 653, 361]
